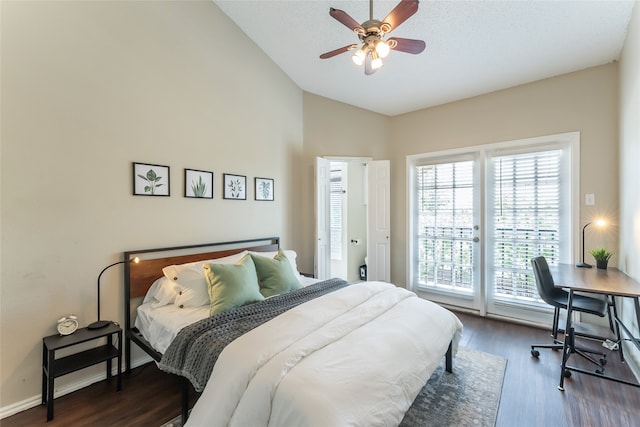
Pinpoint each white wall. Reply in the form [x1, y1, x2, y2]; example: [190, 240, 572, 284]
[347, 162, 367, 282]
[1, 1, 302, 412]
[618, 1, 640, 376]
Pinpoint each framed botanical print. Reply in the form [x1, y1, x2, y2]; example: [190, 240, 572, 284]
[223, 173, 246, 200]
[185, 169, 213, 199]
[133, 162, 170, 196]
[255, 177, 274, 201]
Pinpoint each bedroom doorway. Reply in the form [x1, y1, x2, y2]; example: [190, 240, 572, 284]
[315, 157, 390, 283]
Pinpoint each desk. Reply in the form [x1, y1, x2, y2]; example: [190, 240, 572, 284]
[551, 264, 640, 391]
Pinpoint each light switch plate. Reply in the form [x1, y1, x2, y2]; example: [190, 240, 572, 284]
[585, 193, 595, 205]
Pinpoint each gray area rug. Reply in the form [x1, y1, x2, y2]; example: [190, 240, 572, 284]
[161, 347, 506, 427]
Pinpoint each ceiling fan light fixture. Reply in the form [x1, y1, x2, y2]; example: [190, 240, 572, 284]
[352, 47, 367, 65]
[320, 0, 424, 75]
[375, 39, 390, 58]
[371, 51, 383, 70]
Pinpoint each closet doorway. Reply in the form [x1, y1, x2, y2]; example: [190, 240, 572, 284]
[315, 157, 390, 283]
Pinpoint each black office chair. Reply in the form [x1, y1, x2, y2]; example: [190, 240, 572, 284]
[530, 256, 610, 374]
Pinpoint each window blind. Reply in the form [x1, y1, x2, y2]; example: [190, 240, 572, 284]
[491, 149, 562, 301]
[330, 165, 343, 260]
[416, 160, 474, 292]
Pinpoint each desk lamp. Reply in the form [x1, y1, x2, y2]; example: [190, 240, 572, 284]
[576, 219, 605, 268]
[88, 257, 139, 329]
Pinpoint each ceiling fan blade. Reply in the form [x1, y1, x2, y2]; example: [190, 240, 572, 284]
[330, 8, 365, 34]
[320, 44, 359, 59]
[381, 0, 419, 34]
[388, 37, 426, 54]
[364, 55, 376, 75]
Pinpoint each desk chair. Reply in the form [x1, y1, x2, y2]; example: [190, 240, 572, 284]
[530, 256, 609, 374]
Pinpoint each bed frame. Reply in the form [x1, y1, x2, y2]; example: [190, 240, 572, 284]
[122, 237, 279, 421]
[122, 235, 454, 424]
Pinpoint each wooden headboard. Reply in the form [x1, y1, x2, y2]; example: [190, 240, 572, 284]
[122, 237, 279, 369]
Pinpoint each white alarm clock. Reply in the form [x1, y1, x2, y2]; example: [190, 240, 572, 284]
[57, 315, 79, 335]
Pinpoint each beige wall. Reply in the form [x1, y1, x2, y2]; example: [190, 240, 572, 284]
[389, 64, 620, 287]
[619, 2, 640, 374]
[1, 0, 637, 416]
[298, 93, 390, 275]
[1, 1, 302, 410]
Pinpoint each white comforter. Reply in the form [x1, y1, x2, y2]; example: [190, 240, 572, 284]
[185, 281, 463, 427]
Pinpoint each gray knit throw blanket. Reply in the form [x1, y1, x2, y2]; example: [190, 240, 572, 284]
[158, 278, 349, 392]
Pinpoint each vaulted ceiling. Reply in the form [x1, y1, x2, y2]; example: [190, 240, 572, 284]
[214, 0, 635, 116]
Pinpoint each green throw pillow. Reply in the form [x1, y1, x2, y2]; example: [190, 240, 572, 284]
[251, 250, 302, 298]
[203, 254, 264, 316]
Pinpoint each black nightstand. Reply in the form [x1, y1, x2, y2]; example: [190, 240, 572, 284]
[42, 323, 122, 421]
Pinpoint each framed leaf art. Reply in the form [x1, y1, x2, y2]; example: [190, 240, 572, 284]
[255, 177, 274, 201]
[185, 169, 213, 199]
[133, 162, 170, 196]
[223, 173, 246, 200]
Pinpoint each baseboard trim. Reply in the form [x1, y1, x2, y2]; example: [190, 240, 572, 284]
[0, 354, 153, 420]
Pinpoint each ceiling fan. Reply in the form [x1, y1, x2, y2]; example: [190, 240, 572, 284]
[319, 0, 426, 75]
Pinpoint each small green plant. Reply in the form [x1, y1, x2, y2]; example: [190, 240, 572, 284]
[138, 169, 163, 195]
[191, 176, 207, 197]
[589, 247, 613, 262]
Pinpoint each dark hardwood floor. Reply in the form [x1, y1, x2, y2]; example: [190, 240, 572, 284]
[3, 312, 639, 426]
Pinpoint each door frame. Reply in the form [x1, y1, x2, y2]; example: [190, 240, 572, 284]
[315, 156, 391, 282]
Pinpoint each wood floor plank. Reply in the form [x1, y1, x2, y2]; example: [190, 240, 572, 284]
[2, 311, 638, 426]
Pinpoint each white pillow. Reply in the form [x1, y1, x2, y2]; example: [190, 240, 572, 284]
[249, 249, 301, 278]
[162, 251, 248, 308]
[142, 276, 178, 308]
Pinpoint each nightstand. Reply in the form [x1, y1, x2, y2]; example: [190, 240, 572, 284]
[42, 323, 122, 421]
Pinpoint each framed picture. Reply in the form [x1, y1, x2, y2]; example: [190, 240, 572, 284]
[255, 177, 274, 201]
[184, 169, 213, 199]
[133, 162, 170, 196]
[223, 173, 246, 200]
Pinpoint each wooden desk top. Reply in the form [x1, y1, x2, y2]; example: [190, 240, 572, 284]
[551, 264, 640, 298]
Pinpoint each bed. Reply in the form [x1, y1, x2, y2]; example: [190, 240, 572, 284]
[123, 237, 463, 426]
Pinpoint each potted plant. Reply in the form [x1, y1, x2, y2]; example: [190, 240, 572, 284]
[590, 247, 613, 269]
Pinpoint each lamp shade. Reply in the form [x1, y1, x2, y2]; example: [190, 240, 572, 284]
[88, 257, 139, 329]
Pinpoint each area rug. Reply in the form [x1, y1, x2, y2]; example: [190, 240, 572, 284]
[161, 347, 506, 427]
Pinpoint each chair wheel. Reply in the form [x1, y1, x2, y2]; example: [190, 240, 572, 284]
[531, 349, 540, 358]
[600, 358, 607, 366]
[563, 369, 572, 378]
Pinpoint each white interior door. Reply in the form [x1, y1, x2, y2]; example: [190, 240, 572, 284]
[315, 157, 330, 280]
[315, 158, 390, 282]
[366, 160, 391, 282]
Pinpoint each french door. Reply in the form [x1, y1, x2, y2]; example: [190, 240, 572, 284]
[412, 154, 483, 311]
[408, 132, 578, 321]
